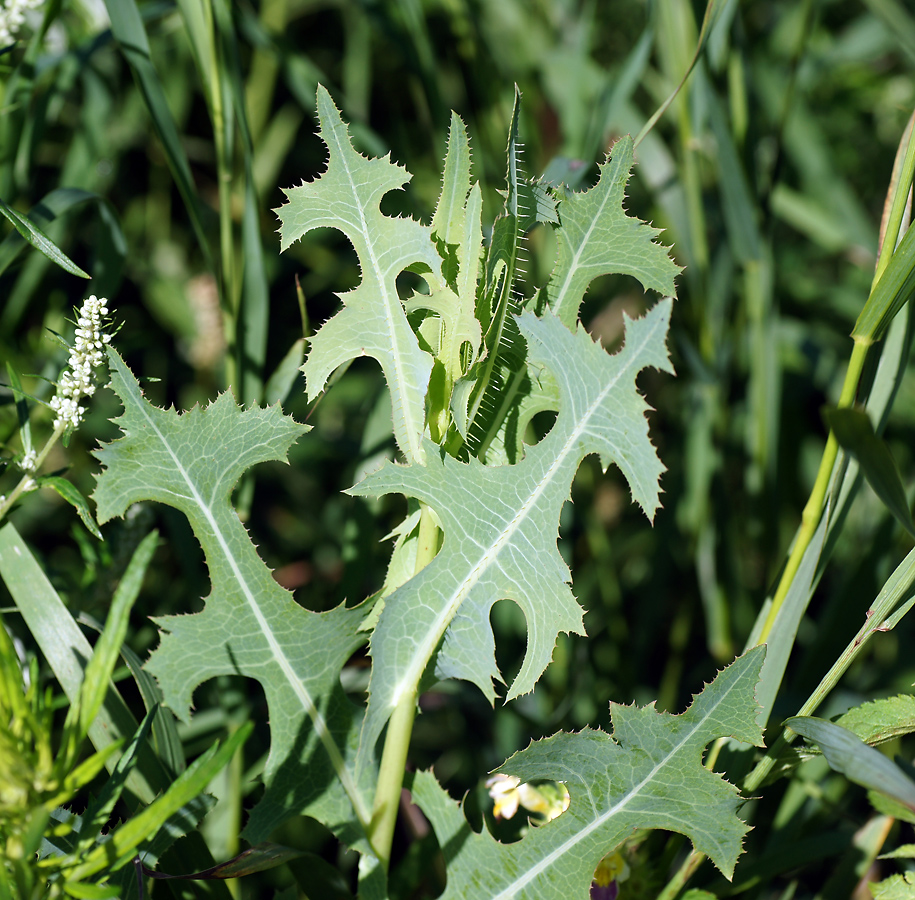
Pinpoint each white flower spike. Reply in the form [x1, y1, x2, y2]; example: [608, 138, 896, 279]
[49, 296, 113, 431]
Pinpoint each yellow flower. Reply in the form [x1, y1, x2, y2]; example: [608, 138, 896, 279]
[485, 774, 571, 822]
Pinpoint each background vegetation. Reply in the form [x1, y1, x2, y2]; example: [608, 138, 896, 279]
[2, 0, 915, 897]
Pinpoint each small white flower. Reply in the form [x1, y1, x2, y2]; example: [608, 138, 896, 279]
[50, 295, 113, 431]
[0, 0, 44, 46]
[18, 449, 37, 473]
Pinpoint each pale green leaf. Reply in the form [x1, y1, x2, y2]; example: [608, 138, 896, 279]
[352, 300, 673, 774]
[836, 695, 915, 746]
[276, 85, 441, 463]
[92, 349, 374, 847]
[870, 872, 915, 900]
[545, 134, 681, 329]
[411, 647, 766, 899]
[483, 134, 680, 466]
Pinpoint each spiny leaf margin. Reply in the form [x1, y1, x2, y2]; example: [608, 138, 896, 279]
[275, 84, 442, 464]
[92, 348, 373, 848]
[352, 300, 673, 778]
[412, 646, 767, 900]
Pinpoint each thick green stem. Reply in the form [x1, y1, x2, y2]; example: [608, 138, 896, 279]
[756, 338, 869, 644]
[367, 504, 441, 867]
[367, 683, 418, 866]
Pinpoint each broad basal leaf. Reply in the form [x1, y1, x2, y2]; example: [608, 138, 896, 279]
[545, 134, 681, 328]
[92, 349, 373, 848]
[352, 300, 673, 775]
[276, 85, 442, 464]
[412, 647, 766, 900]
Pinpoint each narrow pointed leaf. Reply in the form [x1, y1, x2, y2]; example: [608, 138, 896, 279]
[786, 716, 915, 810]
[0, 197, 88, 277]
[36, 476, 103, 540]
[353, 301, 673, 775]
[276, 85, 440, 463]
[824, 406, 915, 538]
[412, 647, 766, 899]
[92, 349, 373, 847]
[853, 221, 915, 342]
[67, 724, 252, 880]
[143, 842, 304, 880]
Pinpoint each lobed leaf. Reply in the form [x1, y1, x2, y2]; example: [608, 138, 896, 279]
[92, 349, 373, 847]
[276, 85, 442, 464]
[411, 647, 766, 900]
[544, 134, 681, 329]
[352, 301, 673, 775]
[836, 695, 915, 746]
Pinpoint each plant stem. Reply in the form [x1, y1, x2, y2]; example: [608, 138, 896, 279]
[756, 337, 868, 643]
[744, 542, 915, 793]
[656, 848, 705, 900]
[367, 503, 441, 867]
[0, 424, 64, 523]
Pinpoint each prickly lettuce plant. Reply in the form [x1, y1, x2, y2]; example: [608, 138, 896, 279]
[84, 84, 769, 896]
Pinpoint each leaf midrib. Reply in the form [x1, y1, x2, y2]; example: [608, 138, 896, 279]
[123, 379, 371, 830]
[391, 312, 662, 708]
[490, 669, 748, 900]
[325, 99, 426, 466]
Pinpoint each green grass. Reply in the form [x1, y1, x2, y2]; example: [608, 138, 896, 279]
[1, 1, 915, 898]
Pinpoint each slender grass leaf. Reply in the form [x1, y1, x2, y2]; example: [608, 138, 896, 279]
[277, 85, 440, 464]
[786, 717, 915, 810]
[92, 349, 374, 847]
[0, 197, 88, 277]
[102, 0, 213, 272]
[37, 476, 103, 540]
[412, 647, 765, 899]
[72, 530, 159, 740]
[853, 222, 915, 342]
[0, 524, 232, 897]
[352, 301, 673, 777]
[143, 842, 304, 880]
[79, 707, 158, 844]
[66, 724, 252, 881]
[0, 189, 124, 281]
[824, 406, 915, 538]
[746, 509, 828, 727]
[264, 338, 306, 407]
[6, 362, 31, 456]
[0, 523, 147, 790]
[78, 609, 186, 776]
[216, 0, 271, 407]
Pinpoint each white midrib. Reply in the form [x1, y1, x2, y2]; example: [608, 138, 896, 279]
[337, 128, 427, 466]
[550, 178, 614, 324]
[132, 392, 371, 829]
[391, 312, 662, 707]
[490, 670, 742, 900]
